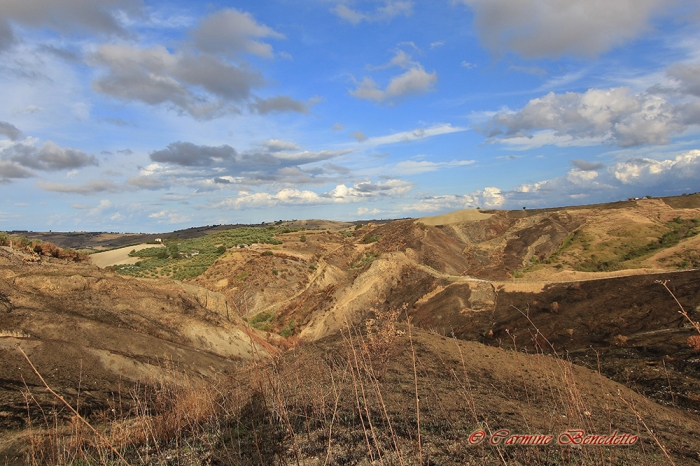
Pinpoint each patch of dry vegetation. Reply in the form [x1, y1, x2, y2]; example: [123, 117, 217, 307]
[12, 296, 700, 465]
[0, 232, 88, 262]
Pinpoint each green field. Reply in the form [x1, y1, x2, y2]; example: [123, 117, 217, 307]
[113, 227, 297, 280]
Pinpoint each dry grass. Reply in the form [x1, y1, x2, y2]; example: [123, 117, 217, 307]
[11, 294, 698, 465]
[0, 329, 31, 338]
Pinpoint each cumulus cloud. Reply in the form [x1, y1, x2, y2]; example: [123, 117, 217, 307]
[274, 150, 352, 163]
[212, 178, 412, 209]
[0, 19, 16, 52]
[3, 140, 98, 171]
[150, 141, 351, 171]
[91, 44, 264, 119]
[350, 130, 367, 142]
[393, 159, 475, 175]
[0, 160, 35, 183]
[666, 63, 700, 97]
[126, 176, 166, 189]
[405, 150, 700, 214]
[1, 0, 141, 44]
[457, 0, 665, 58]
[403, 187, 505, 212]
[250, 95, 309, 114]
[571, 159, 604, 171]
[85, 8, 309, 120]
[149, 210, 190, 224]
[367, 50, 415, 71]
[333, 1, 413, 24]
[261, 140, 301, 152]
[350, 65, 437, 103]
[0, 122, 22, 140]
[37, 179, 122, 195]
[145, 140, 354, 188]
[150, 142, 236, 167]
[323, 163, 351, 174]
[609, 150, 700, 185]
[479, 87, 687, 148]
[191, 8, 284, 59]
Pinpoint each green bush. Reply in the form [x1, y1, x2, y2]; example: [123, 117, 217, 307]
[280, 321, 295, 338]
[249, 311, 273, 330]
[362, 235, 380, 244]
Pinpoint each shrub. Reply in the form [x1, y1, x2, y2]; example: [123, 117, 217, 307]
[362, 235, 380, 244]
[300, 235, 306, 243]
[263, 250, 274, 256]
[280, 321, 295, 338]
[688, 335, 700, 351]
[249, 311, 273, 330]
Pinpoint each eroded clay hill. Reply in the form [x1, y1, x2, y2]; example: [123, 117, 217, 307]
[179, 195, 700, 413]
[2, 195, 700, 463]
[187, 196, 700, 340]
[0, 246, 275, 438]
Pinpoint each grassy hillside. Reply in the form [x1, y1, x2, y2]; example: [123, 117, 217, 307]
[113, 226, 298, 280]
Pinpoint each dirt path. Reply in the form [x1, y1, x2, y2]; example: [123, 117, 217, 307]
[414, 261, 699, 288]
[90, 243, 163, 268]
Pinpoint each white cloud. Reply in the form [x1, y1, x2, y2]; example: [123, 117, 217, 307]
[13, 105, 44, 115]
[403, 149, 700, 214]
[0, 0, 140, 50]
[351, 66, 437, 104]
[88, 199, 113, 216]
[365, 123, 467, 146]
[90, 44, 264, 119]
[367, 50, 416, 71]
[212, 178, 412, 209]
[480, 87, 687, 148]
[609, 150, 700, 185]
[260, 139, 301, 152]
[457, 0, 666, 58]
[36, 179, 122, 195]
[357, 207, 381, 215]
[332, 1, 413, 24]
[149, 209, 190, 224]
[402, 187, 504, 212]
[89, 9, 304, 120]
[393, 159, 475, 175]
[350, 130, 367, 142]
[191, 8, 284, 59]
[3, 140, 98, 171]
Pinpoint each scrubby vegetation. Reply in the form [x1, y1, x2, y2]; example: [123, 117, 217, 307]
[533, 217, 700, 274]
[349, 251, 380, 268]
[0, 232, 88, 262]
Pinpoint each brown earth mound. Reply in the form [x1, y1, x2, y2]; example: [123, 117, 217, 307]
[0, 246, 274, 460]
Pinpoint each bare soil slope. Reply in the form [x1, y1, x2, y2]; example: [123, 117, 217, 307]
[0, 246, 274, 456]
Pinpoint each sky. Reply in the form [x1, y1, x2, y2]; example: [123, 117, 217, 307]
[1, 0, 700, 233]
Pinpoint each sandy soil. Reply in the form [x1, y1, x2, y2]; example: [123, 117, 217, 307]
[89, 243, 163, 268]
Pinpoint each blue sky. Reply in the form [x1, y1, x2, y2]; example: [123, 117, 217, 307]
[1, 0, 700, 232]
